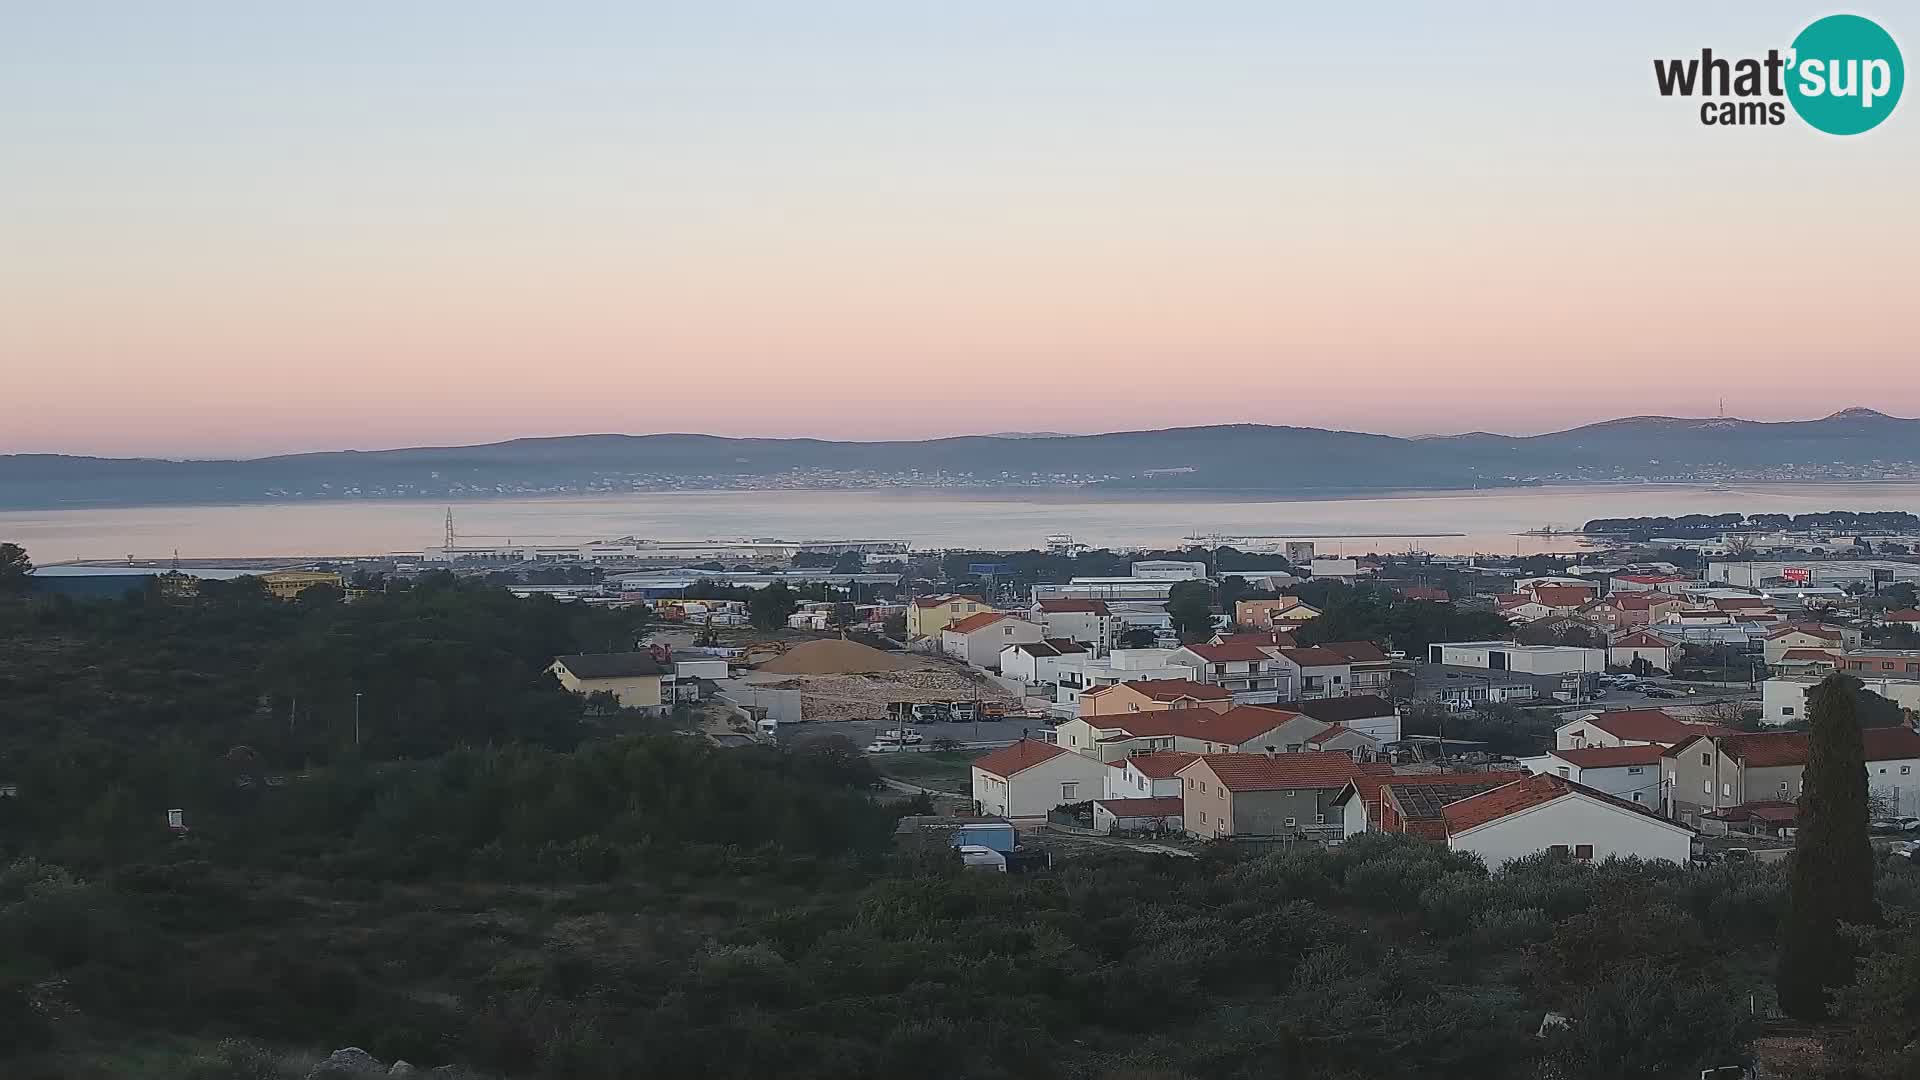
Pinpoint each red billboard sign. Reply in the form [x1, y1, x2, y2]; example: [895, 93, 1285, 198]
[1781, 567, 1811, 584]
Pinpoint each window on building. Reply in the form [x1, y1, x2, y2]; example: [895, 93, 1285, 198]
[1632, 792, 1643, 802]
[1557, 766, 1570, 778]
[1627, 766, 1644, 775]
[1217, 788, 1224, 801]
[1701, 752, 1712, 766]
[1703, 780, 1713, 794]
[1574, 844, 1594, 861]
[1551, 844, 1569, 856]
[1722, 783, 1732, 797]
[1199, 810, 1207, 823]
[1316, 814, 1327, 825]
[1904, 766, 1913, 776]
[1782, 706, 1795, 716]
[1061, 782, 1078, 801]
[1284, 817, 1297, 827]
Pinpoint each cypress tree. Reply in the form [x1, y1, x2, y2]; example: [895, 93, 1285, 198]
[1776, 673, 1879, 1019]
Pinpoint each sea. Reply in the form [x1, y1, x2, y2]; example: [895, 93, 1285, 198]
[6, 482, 1920, 565]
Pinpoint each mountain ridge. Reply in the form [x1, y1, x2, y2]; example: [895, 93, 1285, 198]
[3, 409, 1917, 510]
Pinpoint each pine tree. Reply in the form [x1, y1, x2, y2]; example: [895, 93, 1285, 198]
[1776, 673, 1879, 1019]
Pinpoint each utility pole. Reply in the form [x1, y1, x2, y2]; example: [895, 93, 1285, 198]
[354, 692, 363, 748]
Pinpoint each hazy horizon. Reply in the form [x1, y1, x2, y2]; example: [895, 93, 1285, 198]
[7, 2, 1916, 458]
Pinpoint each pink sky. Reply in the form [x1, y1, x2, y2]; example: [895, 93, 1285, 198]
[5, 3, 1917, 458]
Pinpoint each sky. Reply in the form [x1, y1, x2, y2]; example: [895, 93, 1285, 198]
[4, 2, 1917, 458]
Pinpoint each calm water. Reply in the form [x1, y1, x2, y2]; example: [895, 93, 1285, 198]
[7, 482, 1920, 563]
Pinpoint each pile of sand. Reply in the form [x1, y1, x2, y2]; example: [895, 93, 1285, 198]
[756, 638, 918, 676]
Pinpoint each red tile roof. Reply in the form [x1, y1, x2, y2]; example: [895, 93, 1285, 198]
[1278, 646, 1352, 667]
[1186, 752, 1390, 793]
[1085, 678, 1232, 702]
[1884, 609, 1920, 623]
[971, 739, 1071, 778]
[945, 611, 1013, 634]
[1183, 641, 1281, 663]
[1316, 640, 1388, 663]
[1617, 574, 1690, 584]
[1713, 596, 1773, 610]
[1571, 709, 1734, 745]
[1441, 772, 1677, 835]
[1832, 727, 1915, 764]
[1548, 744, 1668, 768]
[1691, 726, 1920, 768]
[1532, 585, 1596, 608]
[1036, 599, 1112, 614]
[1767, 624, 1844, 641]
[1093, 706, 1301, 744]
[1610, 593, 1681, 611]
[1308, 724, 1354, 744]
[1215, 630, 1298, 648]
[1779, 648, 1844, 663]
[1093, 796, 1184, 818]
[1397, 586, 1450, 601]
[1124, 751, 1200, 778]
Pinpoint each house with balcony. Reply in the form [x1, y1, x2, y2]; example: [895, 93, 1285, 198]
[1165, 641, 1294, 703]
[1028, 598, 1117, 650]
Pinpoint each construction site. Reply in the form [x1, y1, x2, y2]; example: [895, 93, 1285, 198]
[732, 638, 1019, 723]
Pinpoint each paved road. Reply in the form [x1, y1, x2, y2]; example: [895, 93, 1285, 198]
[792, 716, 1052, 750]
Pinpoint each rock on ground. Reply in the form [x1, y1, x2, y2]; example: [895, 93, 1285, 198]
[306, 1047, 386, 1078]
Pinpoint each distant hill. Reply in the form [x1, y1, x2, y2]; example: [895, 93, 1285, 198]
[3, 408, 1918, 509]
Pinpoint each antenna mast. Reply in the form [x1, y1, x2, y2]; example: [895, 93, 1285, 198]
[444, 508, 456, 551]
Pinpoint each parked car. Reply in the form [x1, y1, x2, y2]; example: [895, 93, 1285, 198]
[1642, 687, 1682, 699]
[874, 729, 924, 745]
[911, 703, 951, 723]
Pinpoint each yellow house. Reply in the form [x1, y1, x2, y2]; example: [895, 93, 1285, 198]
[1078, 679, 1233, 719]
[259, 570, 344, 601]
[1235, 597, 1322, 630]
[549, 653, 667, 713]
[907, 594, 989, 639]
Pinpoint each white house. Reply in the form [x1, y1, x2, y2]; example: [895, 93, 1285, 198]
[970, 740, 1112, 818]
[1520, 745, 1667, 808]
[1166, 641, 1294, 703]
[998, 639, 1088, 688]
[1763, 674, 1920, 726]
[1606, 631, 1682, 674]
[942, 612, 1044, 670]
[1047, 648, 1194, 709]
[1554, 708, 1730, 751]
[1102, 751, 1198, 800]
[1029, 599, 1117, 649]
[1441, 773, 1695, 868]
